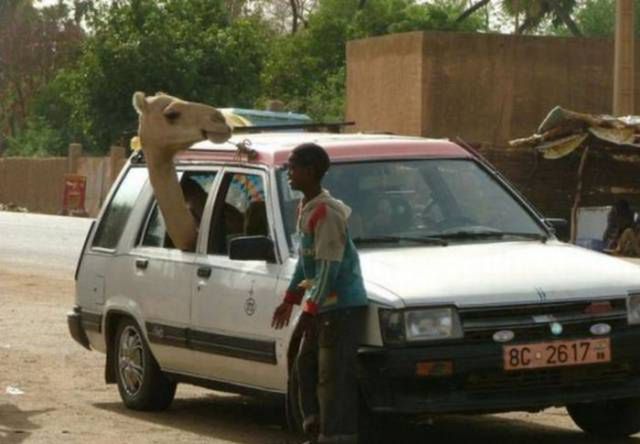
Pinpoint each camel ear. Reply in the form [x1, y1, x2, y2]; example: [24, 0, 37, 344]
[132, 91, 148, 115]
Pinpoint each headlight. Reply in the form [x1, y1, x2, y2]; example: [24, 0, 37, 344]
[379, 307, 463, 345]
[405, 307, 463, 341]
[627, 293, 640, 324]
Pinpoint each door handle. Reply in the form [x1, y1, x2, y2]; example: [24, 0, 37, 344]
[135, 258, 148, 270]
[197, 267, 212, 278]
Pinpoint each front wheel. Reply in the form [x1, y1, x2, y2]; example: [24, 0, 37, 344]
[114, 318, 176, 411]
[567, 397, 640, 438]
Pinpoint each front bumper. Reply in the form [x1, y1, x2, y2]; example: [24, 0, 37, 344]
[67, 305, 91, 350]
[358, 328, 640, 415]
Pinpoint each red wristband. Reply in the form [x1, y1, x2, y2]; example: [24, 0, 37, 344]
[284, 289, 304, 305]
[303, 299, 319, 315]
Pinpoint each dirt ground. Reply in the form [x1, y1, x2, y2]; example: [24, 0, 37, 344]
[1, 262, 639, 444]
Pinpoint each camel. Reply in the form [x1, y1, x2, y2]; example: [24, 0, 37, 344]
[132, 91, 232, 251]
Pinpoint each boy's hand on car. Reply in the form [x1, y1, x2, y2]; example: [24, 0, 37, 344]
[272, 302, 294, 329]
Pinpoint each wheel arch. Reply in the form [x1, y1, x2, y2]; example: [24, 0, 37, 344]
[104, 309, 146, 384]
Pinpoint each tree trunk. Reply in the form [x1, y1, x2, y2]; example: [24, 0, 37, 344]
[289, 0, 299, 34]
[455, 0, 490, 23]
[549, 2, 582, 37]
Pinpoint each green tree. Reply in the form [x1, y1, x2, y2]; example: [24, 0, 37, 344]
[501, 0, 581, 36]
[571, 0, 640, 37]
[261, 0, 486, 121]
[27, 0, 273, 154]
[0, 0, 83, 154]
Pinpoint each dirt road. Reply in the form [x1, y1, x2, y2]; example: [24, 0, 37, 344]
[0, 262, 293, 444]
[1, 212, 639, 443]
[2, 262, 639, 444]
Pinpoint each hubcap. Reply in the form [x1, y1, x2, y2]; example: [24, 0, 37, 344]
[118, 326, 145, 397]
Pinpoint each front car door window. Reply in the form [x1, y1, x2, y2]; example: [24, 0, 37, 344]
[208, 172, 269, 255]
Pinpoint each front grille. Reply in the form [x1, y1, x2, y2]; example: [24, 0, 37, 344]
[465, 361, 634, 393]
[459, 299, 628, 344]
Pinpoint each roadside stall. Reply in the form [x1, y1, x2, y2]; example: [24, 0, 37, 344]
[510, 106, 640, 249]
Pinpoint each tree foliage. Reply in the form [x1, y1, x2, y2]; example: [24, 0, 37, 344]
[26, 0, 272, 154]
[4, 0, 611, 157]
[260, 0, 486, 122]
[500, 0, 580, 35]
[0, 0, 84, 154]
[572, 0, 640, 38]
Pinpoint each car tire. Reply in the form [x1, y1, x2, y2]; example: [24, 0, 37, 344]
[114, 318, 176, 411]
[567, 397, 640, 438]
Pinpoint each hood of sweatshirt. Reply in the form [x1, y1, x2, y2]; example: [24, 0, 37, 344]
[298, 189, 351, 229]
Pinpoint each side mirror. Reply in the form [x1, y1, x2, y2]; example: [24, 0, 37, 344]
[543, 218, 568, 232]
[228, 236, 276, 263]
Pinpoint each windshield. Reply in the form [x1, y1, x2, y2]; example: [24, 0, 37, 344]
[277, 158, 548, 249]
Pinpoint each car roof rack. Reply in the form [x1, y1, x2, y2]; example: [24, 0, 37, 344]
[233, 121, 355, 134]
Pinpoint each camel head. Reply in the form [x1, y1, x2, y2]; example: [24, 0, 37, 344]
[132, 92, 231, 160]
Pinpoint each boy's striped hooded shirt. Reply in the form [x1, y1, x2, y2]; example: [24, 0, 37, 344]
[284, 190, 367, 314]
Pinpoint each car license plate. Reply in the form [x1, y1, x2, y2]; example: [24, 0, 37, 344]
[503, 337, 610, 371]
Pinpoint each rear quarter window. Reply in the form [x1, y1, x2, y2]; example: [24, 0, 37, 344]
[92, 167, 148, 250]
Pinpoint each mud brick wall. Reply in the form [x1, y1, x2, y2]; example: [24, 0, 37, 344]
[0, 158, 68, 214]
[347, 31, 640, 230]
[0, 155, 124, 216]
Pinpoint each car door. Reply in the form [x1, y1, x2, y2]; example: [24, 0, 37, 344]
[189, 167, 284, 391]
[128, 168, 219, 374]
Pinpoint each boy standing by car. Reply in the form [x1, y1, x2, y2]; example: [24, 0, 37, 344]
[272, 143, 368, 444]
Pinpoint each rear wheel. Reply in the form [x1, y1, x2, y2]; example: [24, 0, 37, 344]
[567, 397, 640, 438]
[114, 318, 176, 411]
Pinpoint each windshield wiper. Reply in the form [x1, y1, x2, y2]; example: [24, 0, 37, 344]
[437, 230, 548, 242]
[353, 235, 448, 246]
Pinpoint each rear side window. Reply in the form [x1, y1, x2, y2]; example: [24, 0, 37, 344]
[92, 167, 148, 250]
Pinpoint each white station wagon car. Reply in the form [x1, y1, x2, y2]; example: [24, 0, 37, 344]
[69, 132, 640, 439]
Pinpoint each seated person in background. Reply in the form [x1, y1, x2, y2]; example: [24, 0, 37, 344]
[164, 177, 207, 251]
[603, 199, 634, 250]
[244, 200, 268, 236]
[181, 176, 207, 225]
[614, 219, 640, 257]
[367, 198, 394, 236]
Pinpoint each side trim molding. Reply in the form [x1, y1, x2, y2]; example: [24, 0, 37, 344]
[146, 322, 277, 365]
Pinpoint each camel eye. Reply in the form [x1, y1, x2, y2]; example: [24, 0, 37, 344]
[164, 110, 180, 122]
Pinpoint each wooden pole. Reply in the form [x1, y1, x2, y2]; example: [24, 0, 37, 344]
[109, 145, 126, 187]
[613, 0, 635, 115]
[68, 143, 82, 174]
[571, 147, 590, 244]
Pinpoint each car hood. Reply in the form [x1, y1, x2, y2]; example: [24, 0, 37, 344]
[359, 241, 640, 308]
